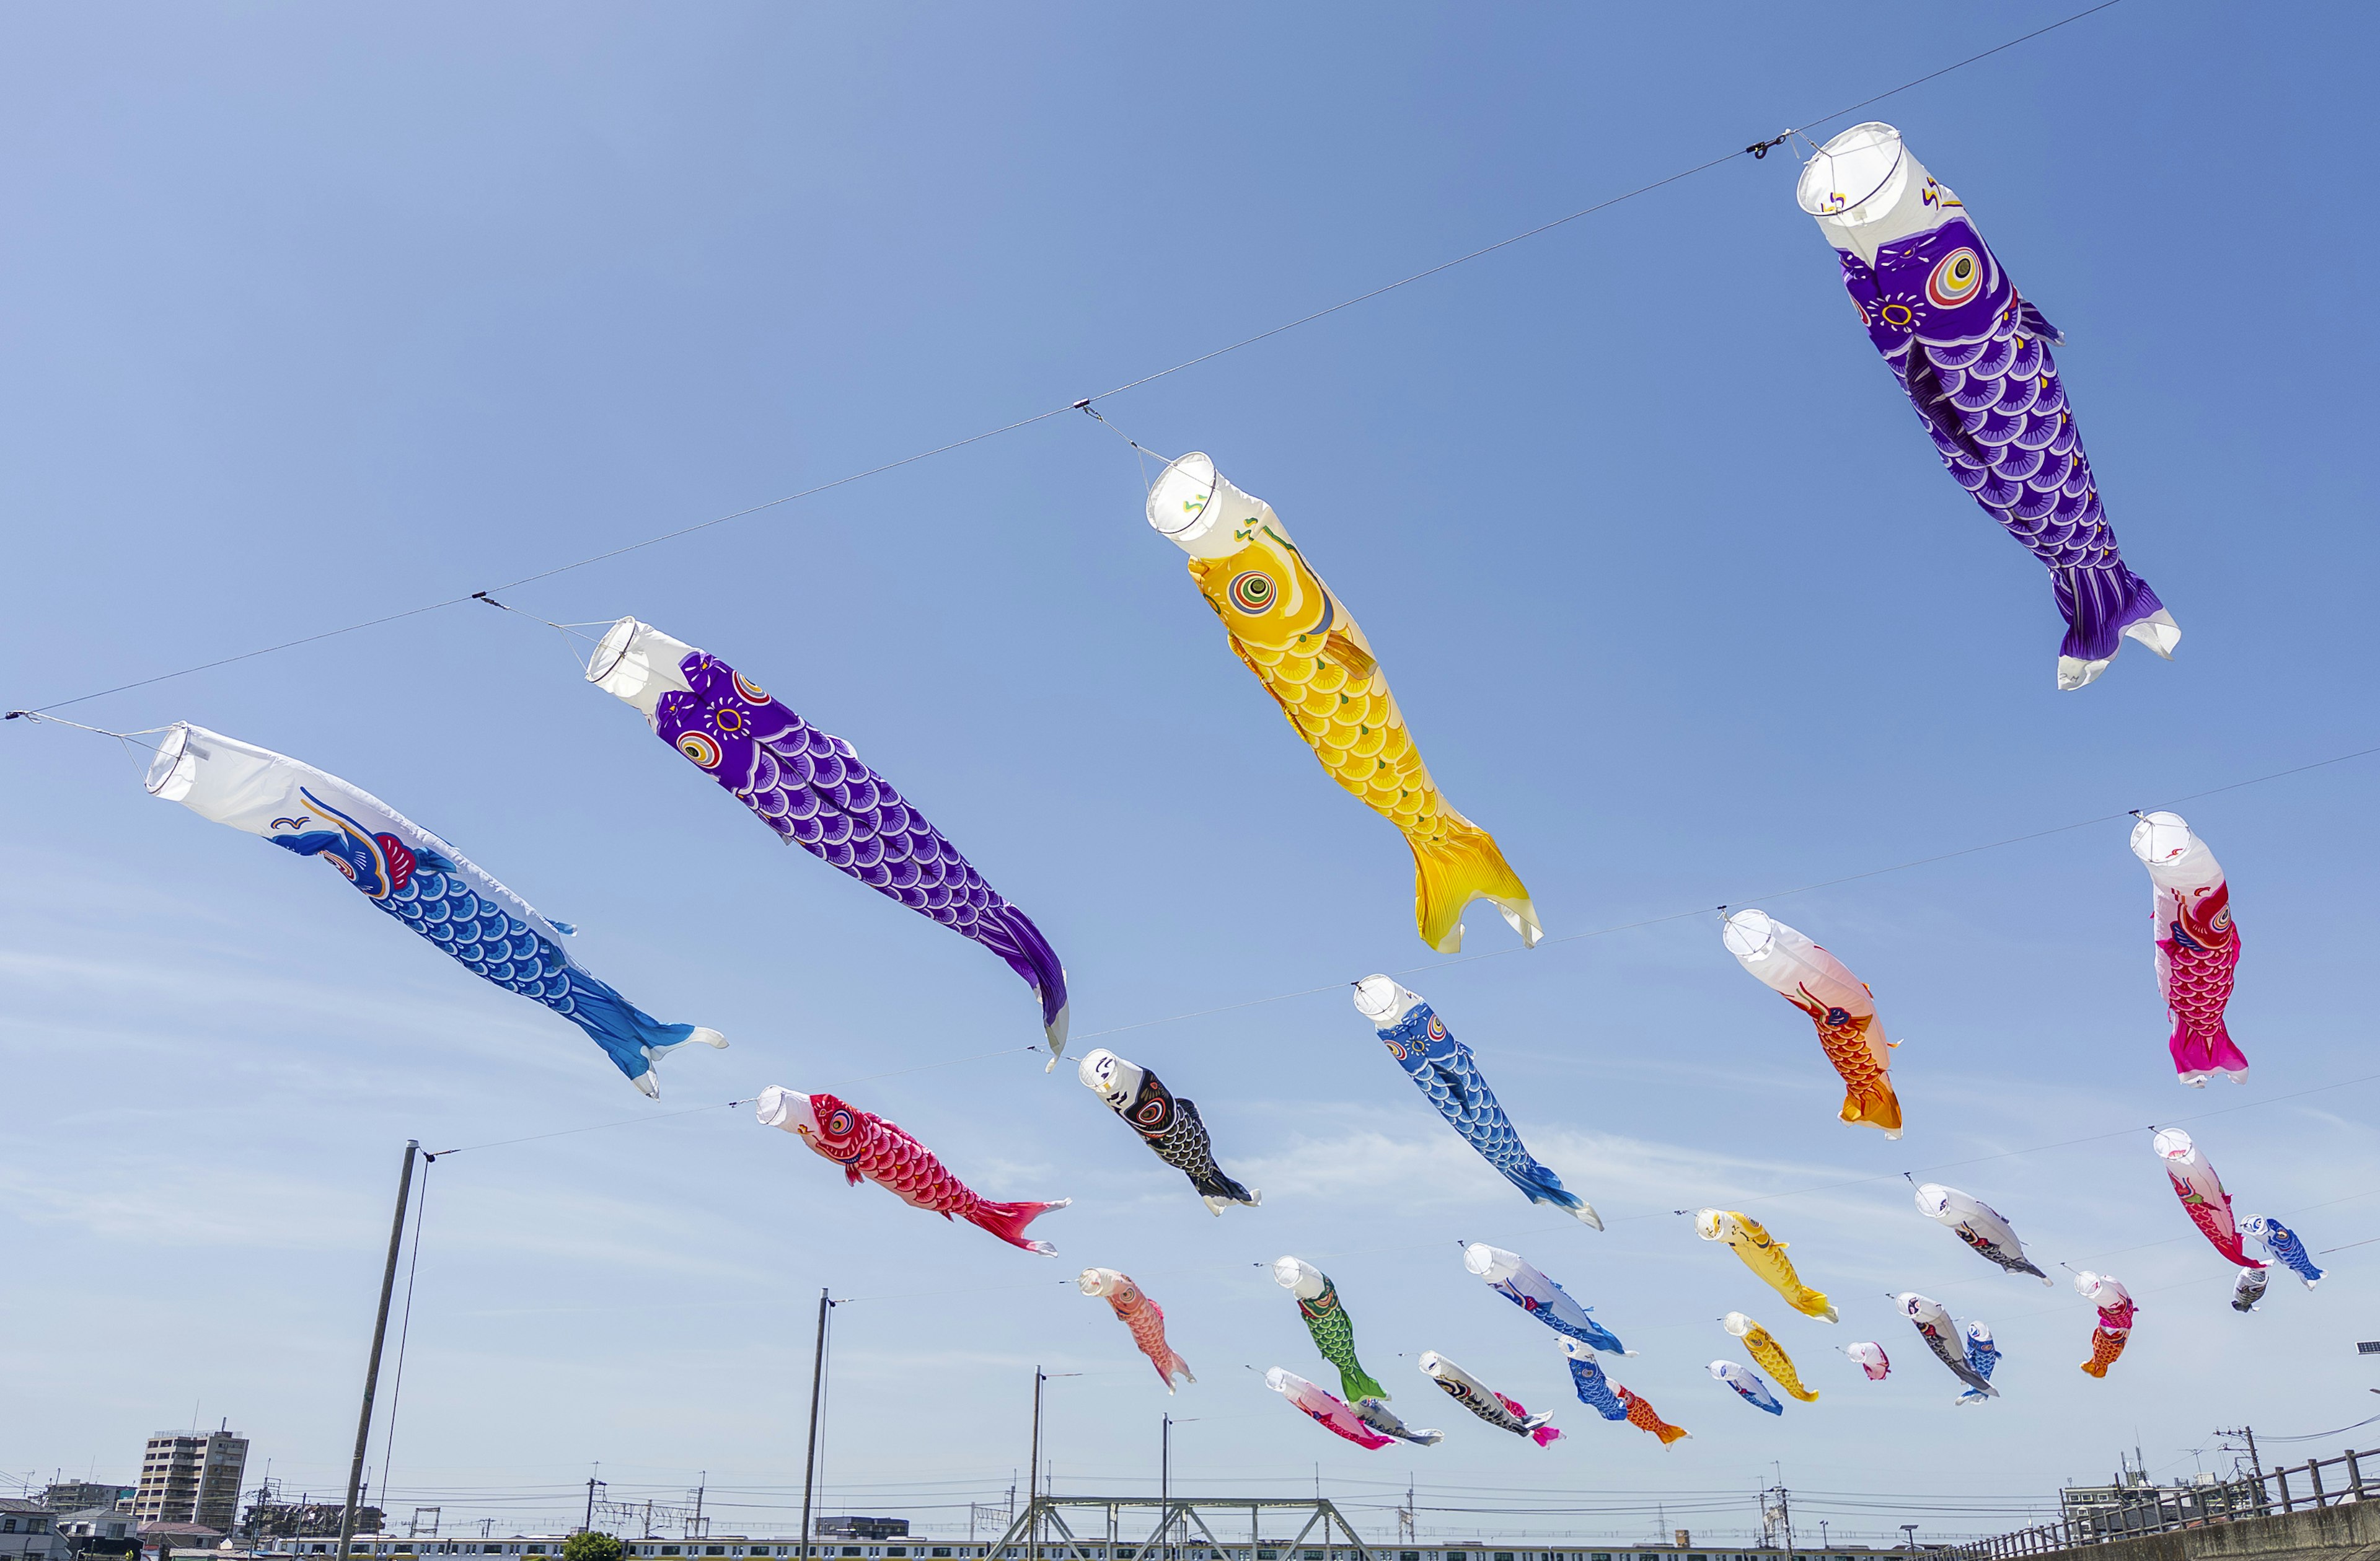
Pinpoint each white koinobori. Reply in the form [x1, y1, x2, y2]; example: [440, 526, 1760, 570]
[1911, 1182, 2052, 1283]
[144, 722, 725, 1096]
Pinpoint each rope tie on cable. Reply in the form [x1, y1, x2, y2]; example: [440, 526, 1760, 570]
[1745, 132, 1794, 159]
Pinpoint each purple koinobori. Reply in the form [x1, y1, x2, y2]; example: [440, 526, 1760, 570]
[589, 617, 1070, 1062]
[1798, 123, 2179, 691]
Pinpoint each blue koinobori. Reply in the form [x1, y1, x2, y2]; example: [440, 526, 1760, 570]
[145, 723, 725, 1096]
[1353, 977, 1600, 1227]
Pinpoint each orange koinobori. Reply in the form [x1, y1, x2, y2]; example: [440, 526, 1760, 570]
[1145, 452, 1540, 954]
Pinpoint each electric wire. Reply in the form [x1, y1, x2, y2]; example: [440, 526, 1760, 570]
[6, 1, 2128, 718]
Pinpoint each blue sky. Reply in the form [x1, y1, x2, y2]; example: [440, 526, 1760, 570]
[4, 1, 2378, 1544]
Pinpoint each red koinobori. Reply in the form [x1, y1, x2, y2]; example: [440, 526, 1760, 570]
[756, 1086, 1068, 1254]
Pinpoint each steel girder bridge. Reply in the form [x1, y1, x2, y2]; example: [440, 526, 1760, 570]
[985, 1497, 1376, 1561]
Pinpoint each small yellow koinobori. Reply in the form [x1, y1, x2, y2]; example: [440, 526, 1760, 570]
[1145, 452, 1540, 954]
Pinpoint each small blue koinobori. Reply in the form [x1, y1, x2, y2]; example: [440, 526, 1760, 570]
[1463, 1242, 1631, 1353]
[1353, 977, 1599, 1227]
[146, 723, 725, 1096]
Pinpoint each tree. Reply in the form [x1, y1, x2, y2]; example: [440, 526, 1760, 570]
[564, 1534, 624, 1561]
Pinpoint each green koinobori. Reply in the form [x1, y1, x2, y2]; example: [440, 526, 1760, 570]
[1274, 1256, 1387, 1403]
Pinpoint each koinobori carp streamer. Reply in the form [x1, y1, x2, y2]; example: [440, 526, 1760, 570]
[588, 617, 1069, 1060]
[144, 722, 724, 1096]
[1723, 909, 1902, 1138]
[1145, 452, 1539, 953]
[1797, 123, 2177, 690]
[1077, 1049, 1258, 1214]
[1079, 1268, 1192, 1392]
[756, 1086, 1067, 1254]
[2130, 812, 2246, 1086]
[1356, 978, 1599, 1226]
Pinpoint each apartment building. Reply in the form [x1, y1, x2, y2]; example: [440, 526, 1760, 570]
[133, 1431, 250, 1532]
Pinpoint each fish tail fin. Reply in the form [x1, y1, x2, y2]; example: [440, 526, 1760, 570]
[1171, 1353, 1196, 1386]
[1342, 1365, 1389, 1404]
[2056, 568, 2176, 690]
[1193, 1171, 1259, 1210]
[564, 981, 728, 1096]
[967, 1195, 1070, 1255]
[1837, 1074, 1904, 1137]
[1504, 1164, 1601, 1229]
[2169, 1018, 2249, 1086]
[1785, 1385, 1820, 1404]
[1530, 1424, 1562, 1448]
[1409, 814, 1540, 954]
[1655, 1422, 1690, 1446]
[985, 904, 1070, 1066]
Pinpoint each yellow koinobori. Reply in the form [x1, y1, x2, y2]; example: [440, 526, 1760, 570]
[1146, 452, 1541, 953]
[1697, 1210, 1840, 1323]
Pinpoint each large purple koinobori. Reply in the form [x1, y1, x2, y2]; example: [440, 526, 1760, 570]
[589, 617, 1070, 1063]
[1797, 123, 2179, 691]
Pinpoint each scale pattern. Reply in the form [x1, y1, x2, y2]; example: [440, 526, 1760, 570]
[2078, 1288, 2136, 1379]
[1117, 1068, 1257, 1210]
[1375, 1001, 1590, 1220]
[1836, 204, 2167, 671]
[1738, 1321, 1819, 1402]
[1184, 520, 1536, 953]
[652, 652, 1067, 1042]
[1295, 1274, 1389, 1404]
[271, 789, 706, 1088]
[1781, 983, 1902, 1136]
[2155, 881, 2244, 1083]
[791, 1089, 1067, 1254]
[1561, 1342, 1631, 1421]
[1420, 1354, 1559, 1446]
[1619, 1388, 1690, 1446]
[1352, 1399, 1443, 1447]
[1707, 1212, 1836, 1321]
[1955, 1324, 2000, 1408]
[2246, 1216, 2324, 1288]
[1094, 1273, 1193, 1391]
[1488, 1269, 1628, 1355]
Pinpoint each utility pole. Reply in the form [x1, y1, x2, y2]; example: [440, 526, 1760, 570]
[800, 1292, 834, 1561]
[2215, 1426, 2265, 1513]
[692, 1475, 705, 1541]
[1028, 1370, 1046, 1561]
[583, 1472, 605, 1534]
[1160, 1416, 1170, 1561]
[338, 1141, 420, 1561]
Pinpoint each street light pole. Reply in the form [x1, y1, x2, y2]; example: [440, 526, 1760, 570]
[338, 1141, 420, 1561]
[1160, 1417, 1170, 1561]
[1902, 1526, 1919, 1552]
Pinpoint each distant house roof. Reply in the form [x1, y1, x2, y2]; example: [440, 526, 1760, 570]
[55, 1509, 141, 1534]
[0, 1500, 51, 1516]
[138, 1523, 226, 1540]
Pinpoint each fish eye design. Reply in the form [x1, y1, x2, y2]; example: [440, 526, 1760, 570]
[1927, 248, 1983, 307]
[1228, 571, 1276, 614]
[1825, 1006, 1852, 1027]
[676, 732, 723, 769]
[824, 1108, 855, 1137]
[1880, 302, 1914, 328]
[1131, 1099, 1168, 1128]
[1383, 1039, 1408, 1060]
[733, 672, 769, 703]
[713, 706, 745, 734]
[1426, 1015, 1447, 1043]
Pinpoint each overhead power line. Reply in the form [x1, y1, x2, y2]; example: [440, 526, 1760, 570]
[7, 1, 2125, 718]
